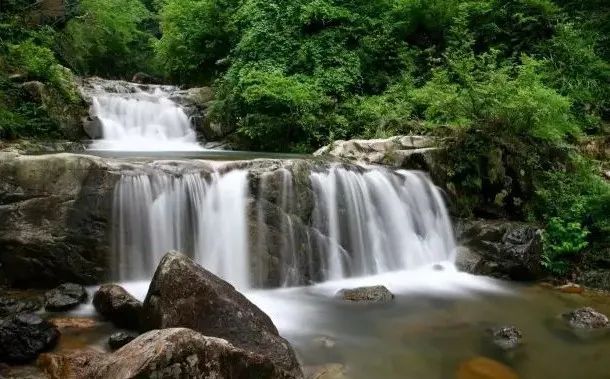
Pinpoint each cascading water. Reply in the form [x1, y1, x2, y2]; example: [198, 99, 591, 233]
[86, 80, 202, 151]
[112, 163, 455, 289]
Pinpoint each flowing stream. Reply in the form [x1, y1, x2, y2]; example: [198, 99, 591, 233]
[85, 80, 202, 151]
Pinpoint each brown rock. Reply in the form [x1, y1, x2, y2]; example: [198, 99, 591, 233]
[48, 317, 97, 330]
[93, 284, 142, 330]
[556, 283, 584, 294]
[456, 357, 519, 379]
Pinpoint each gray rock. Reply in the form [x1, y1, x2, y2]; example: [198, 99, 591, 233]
[40, 328, 297, 379]
[488, 326, 523, 350]
[107, 331, 138, 350]
[456, 219, 543, 280]
[0, 313, 59, 364]
[141, 251, 302, 378]
[336, 285, 394, 303]
[562, 307, 609, 329]
[0, 296, 42, 318]
[44, 283, 87, 312]
[82, 116, 103, 139]
[93, 284, 142, 330]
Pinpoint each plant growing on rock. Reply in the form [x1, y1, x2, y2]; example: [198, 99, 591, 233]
[542, 217, 589, 275]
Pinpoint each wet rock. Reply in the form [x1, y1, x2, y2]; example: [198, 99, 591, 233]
[131, 72, 163, 85]
[82, 116, 103, 139]
[44, 283, 87, 312]
[556, 283, 583, 294]
[562, 307, 609, 329]
[41, 328, 297, 379]
[141, 251, 302, 378]
[305, 363, 348, 379]
[107, 331, 138, 350]
[49, 317, 97, 331]
[336, 285, 394, 303]
[456, 357, 519, 379]
[93, 284, 142, 330]
[313, 336, 336, 349]
[487, 326, 523, 350]
[0, 313, 59, 364]
[0, 295, 42, 318]
[456, 219, 543, 280]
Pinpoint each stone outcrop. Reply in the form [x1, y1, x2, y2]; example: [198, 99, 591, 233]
[40, 328, 297, 379]
[0, 313, 59, 364]
[0, 153, 118, 287]
[562, 307, 609, 329]
[336, 285, 394, 303]
[141, 251, 302, 378]
[455, 219, 544, 280]
[44, 283, 87, 311]
[92, 284, 142, 330]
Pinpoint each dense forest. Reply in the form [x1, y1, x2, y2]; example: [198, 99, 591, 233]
[0, 0, 608, 276]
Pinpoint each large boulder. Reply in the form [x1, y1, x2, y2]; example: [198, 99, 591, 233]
[141, 251, 302, 378]
[455, 219, 543, 280]
[92, 284, 142, 330]
[40, 328, 296, 379]
[0, 313, 59, 364]
[0, 153, 118, 287]
[44, 283, 87, 312]
[0, 295, 42, 318]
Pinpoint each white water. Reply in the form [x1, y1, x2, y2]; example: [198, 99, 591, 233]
[88, 84, 202, 151]
[113, 164, 456, 289]
[112, 170, 249, 288]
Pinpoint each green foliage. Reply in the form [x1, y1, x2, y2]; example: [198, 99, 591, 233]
[542, 217, 589, 275]
[59, 0, 155, 76]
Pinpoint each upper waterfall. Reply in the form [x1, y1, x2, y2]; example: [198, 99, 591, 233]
[84, 79, 202, 151]
[111, 161, 456, 289]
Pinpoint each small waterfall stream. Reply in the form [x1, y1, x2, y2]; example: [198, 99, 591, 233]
[112, 164, 455, 289]
[85, 80, 202, 151]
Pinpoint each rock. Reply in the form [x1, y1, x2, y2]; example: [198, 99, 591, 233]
[21, 81, 45, 102]
[141, 251, 302, 378]
[305, 363, 348, 379]
[131, 72, 162, 85]
[336, 285, 394, 303]
[487, 326, 523, 350]
[44, 283, 87, 311]
[82, 116, 103, 139]
[40, 328, 297, 379]
[456, 219, 543, 280]
[107, 331, 138, 350]
[562, 307, 609, 329]
[0, 313, 59, 364]
[0, 153, 116, 287]
[312, 336, 336, 349]
[456, 357, 519, 379]
[556, 283, 583, 294]
[0, 295, 42, 318]
[92, 284, 142, 330]
[48, 317, 97, 330]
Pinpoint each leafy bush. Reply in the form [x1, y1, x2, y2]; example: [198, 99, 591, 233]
[542, 217, 589, 275]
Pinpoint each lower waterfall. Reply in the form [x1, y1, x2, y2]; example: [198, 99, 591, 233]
[112, 163, 455, 289]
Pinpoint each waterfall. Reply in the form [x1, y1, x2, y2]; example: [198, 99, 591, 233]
[86, 81, 201, 151]
[112, 163, 455, 288]
[112, 170, 249, 288]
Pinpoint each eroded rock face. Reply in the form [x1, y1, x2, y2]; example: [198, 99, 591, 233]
[336, 285, 394, 303]
[0, 153, 118, 287]
[92, 284, 142, 330]
[455, 219, 543, 280]
[141, 251, 303, 378]
[562, 307, 609, 329]
[44, 283, 87, 312]
[40, 328, 297, 379]
[0, 313, 59, 364]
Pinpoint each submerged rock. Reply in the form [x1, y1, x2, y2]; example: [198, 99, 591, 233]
[44, 283, 87, 312]
[41, 328, 296, 379]
[456, 357, 519, 379]
[0, 295, 42, 318]
[487, 326, 523, 350]
[48, 317, 97, 331]
[336, 285, 394, 303]
[92, 284, 142, 330]
[305, 363, 348, 379]
[141, 251, 302, 378]
[556, 283, 584, 294]
[562, 307, 609, 329]
[0, 313, 59, 364]
[107, 331, 138, 350]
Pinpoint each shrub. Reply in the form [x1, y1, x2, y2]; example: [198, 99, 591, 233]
[542, 217, 589, 275]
